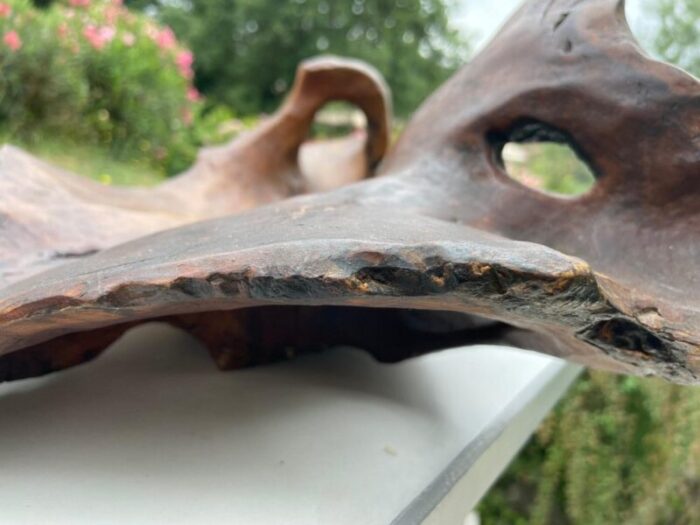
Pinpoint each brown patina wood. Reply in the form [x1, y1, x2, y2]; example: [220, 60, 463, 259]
[0, 0, 698, 383]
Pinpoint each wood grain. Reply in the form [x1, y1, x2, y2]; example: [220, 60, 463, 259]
[1, 0, 698, 383]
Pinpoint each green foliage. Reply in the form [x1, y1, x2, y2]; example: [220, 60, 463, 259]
[10, 134, 167, 185]
[161, 103, 246, 174]
[480, 372, 700, 525]
[130, 0, 470, 117]
[0, 1, 87, 138]
[504, 143, 596, 196]
[0, 0, 201, 174]
[650, 0, 700, 76]
[525, 144, 595, 195]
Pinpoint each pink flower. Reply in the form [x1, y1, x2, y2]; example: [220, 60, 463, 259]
[122, 32, 135, 47]
[187, 87, 201, 102]
[177, 51, 193, 69]
[69, 0, 90, 7]
[155, 27, 176, 50]
[0, 3, 12, 18]
[105, 5, 121, 25]
[99, 26, 116, 42]
[3, 30, 21, 51]
[57, 24, 69, 39]
[83, 26, 102, 49]
[83, 25, 115, 50]
[176, 51, 194, 79]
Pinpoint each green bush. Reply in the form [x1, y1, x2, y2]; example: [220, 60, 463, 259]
[133, 0, 470, 117]
[0, 0, 201, 173]
[480, 371, 700, 524]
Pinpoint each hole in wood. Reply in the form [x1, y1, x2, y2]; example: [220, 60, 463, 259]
[299, 101, 370, 192]
[501, 141, 596, 198]
[308, 101, 367, 140]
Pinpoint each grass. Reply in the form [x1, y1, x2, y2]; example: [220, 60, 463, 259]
[2, 136, 166, 187]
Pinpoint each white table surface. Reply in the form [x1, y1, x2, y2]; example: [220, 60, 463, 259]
[0, 324, 580, 525]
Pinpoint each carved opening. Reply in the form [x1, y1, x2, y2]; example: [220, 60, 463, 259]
[299, 101, 370, 192]
[308, 101, 367, 140]
[492, 122, 597, 198]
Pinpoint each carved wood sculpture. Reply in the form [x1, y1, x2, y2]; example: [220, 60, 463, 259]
[0, 0, 698, 384]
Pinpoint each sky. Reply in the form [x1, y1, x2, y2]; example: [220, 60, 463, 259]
[450, 0, 654, 52]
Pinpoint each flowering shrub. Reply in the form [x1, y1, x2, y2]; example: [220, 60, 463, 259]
[0, 0, 201, 173]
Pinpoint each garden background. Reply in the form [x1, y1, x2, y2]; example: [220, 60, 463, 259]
[1, 0, 699, 523]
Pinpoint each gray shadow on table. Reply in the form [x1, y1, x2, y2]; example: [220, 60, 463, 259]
[0, 323, 454, 467]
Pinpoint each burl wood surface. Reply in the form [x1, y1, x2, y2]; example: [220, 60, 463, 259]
[0, 0, 698, 383]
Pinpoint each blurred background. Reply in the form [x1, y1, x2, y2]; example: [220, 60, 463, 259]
[1, 0, 698, 523]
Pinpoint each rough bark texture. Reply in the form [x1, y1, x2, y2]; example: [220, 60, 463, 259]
[0, 0, 698, 384]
